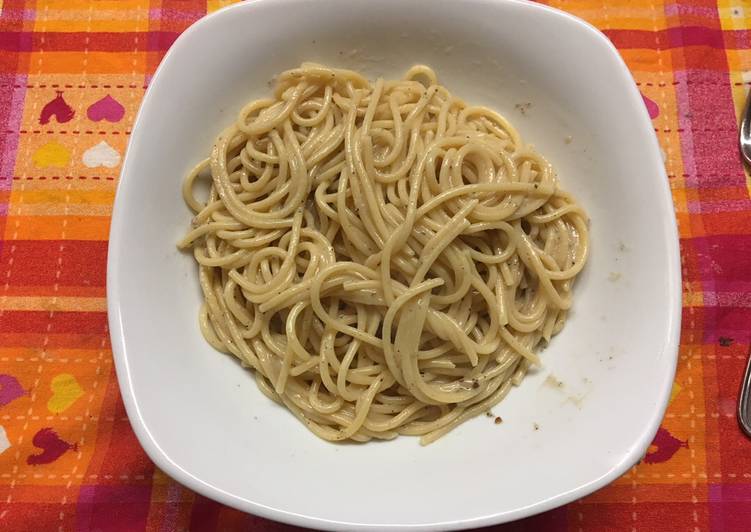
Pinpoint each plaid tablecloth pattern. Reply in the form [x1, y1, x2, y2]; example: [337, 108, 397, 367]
[0, 0, 750, 530]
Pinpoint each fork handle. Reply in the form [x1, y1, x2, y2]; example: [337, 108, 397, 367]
[740, 89, 751, 166]
[740, 347, 751, 437]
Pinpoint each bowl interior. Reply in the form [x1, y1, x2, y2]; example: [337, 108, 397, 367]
[109, 0, 680, 528]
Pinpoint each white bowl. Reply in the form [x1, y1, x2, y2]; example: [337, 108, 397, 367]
[108, 0, 681, 529]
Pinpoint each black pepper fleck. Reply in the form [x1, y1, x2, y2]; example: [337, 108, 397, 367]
[719, 336, 733, 347]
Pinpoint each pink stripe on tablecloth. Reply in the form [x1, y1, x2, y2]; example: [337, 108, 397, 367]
[677, 71, 742, 180]
[664, 3, 719, 18]
[148, 8, 207, 21]
[0, 74, 27, 221]
[687, 199, 751, 214]
[159, 482, 184, 532]
[702, 290, 751, 307]
[674, 71, 698, 189]
[0, 7, 36, 22]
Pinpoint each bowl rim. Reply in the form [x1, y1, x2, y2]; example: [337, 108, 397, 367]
[107, 0, 682, 529]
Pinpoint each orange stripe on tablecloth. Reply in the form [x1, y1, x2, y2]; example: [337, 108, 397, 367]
[685, 185, 751, 202]
[37, 0, 149, 9]
[0, 296, 106, 312]
[43, 13, 151, 34]
[11, 179, 119, 189]
[0, 346, 107, 359]
[208, 0, 237, 14]
[42, 21, 151, 34]
[5, 216, 110, 240]
[0, 333, 109, 350]
[10, 203, 112, 216]
[581, 483, 708, 504]
[543, 11, 673, 31]
[10, 189, 115, 206]
[684, 289, 704, 307]
[24, 52, 148, 75]
[547, 0, 670, 10]
[0, 285, 105, 298]
[4, 180, 119, 197]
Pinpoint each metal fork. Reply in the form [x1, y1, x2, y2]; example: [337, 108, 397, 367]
[737, 93, 751, 437]
[739, 347, 751, 438]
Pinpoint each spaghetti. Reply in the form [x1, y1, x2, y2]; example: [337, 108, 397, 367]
[179, 63, 589, 444]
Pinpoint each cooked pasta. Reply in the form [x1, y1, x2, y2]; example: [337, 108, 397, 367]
[179, 63, 589, 445]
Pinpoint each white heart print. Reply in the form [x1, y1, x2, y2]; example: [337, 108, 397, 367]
[83, 141, 121, 168]
[0, 425, 10, 455]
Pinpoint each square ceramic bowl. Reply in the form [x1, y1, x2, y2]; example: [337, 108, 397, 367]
[108, 0, 681, 529]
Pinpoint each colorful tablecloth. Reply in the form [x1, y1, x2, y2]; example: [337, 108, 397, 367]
[0, 0, 750, 530]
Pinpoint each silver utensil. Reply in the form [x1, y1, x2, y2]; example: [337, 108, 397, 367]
[740, 348, 751, 438]
[740, 95, 751, 436]
[740, 90, 751, 166]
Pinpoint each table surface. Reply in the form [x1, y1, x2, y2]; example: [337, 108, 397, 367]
[0, 1, 750, 530]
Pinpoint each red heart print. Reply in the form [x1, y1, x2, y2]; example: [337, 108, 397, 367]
[87, 95, 125, 123]
[644, 427, 687, 464]
[641, 93, 659, 120]
[26, 428, 77, 465]
[0, 374, 26, 407]
[39, 91, 75, 125]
